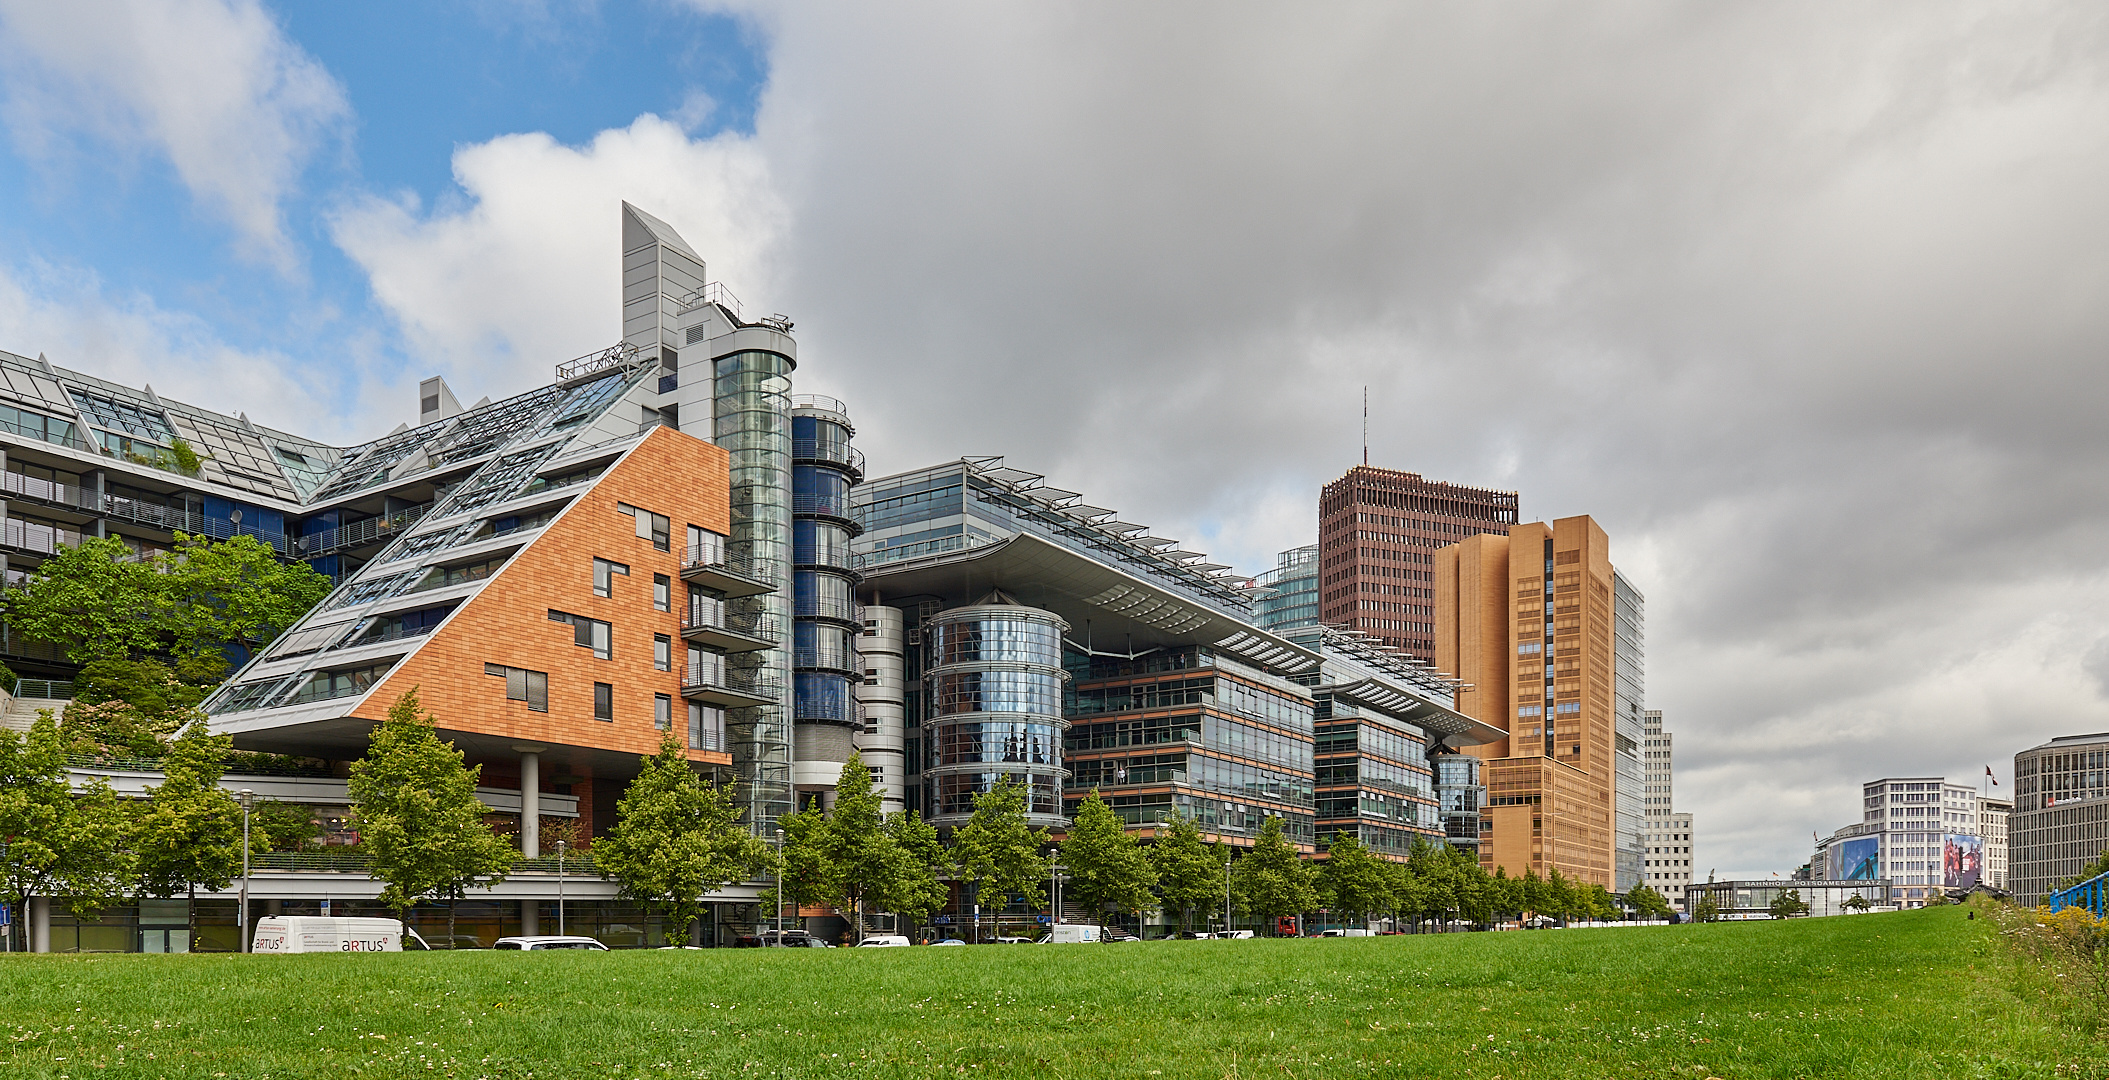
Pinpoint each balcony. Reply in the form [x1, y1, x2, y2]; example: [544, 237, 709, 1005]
[791, 645, 861, 675]
[679, 546, 777, 598]
[679, 610, 781, 653]
[679, 668, 781, 709]
[793, 595, 865, 627]
[791, 493, 860, 528]
[790, 438, 864, 481]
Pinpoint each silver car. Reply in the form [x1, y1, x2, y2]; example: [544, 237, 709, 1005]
[492, 935, 609, 951]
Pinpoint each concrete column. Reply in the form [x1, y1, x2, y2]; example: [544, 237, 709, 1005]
[521, 898, 538, 937]
[30, 896, 49, 953]
[514, 746, 546, 857]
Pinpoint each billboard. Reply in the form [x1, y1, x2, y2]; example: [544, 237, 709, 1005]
[1836, 835, 1882, 881]
[1944, 833, 1984, 890]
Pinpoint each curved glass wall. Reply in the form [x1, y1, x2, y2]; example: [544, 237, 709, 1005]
[791, 401, 863, 800]
[922, 604, 1070, 826]
[715, 350, 794, 831]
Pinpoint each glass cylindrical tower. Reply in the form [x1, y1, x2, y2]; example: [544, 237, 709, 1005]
[855, 605, 908, 814]
[790, 396, 864, 808]
[923, 601, 1070, 829]
[714, 350, 795, 831]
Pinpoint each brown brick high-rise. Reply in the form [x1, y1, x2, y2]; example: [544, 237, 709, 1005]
[1435, 516, 1618, 888]
[1318, 466, 1518, 660]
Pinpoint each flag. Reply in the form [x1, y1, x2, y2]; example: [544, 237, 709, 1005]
[1987, 765, 1999, 787]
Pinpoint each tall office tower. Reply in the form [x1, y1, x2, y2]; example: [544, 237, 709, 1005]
[788, 396, 863, 809]
[627, 202, 801, 833]
[1978, 795, 2011, 890]
[1642, 710, 1674, 816]
[1433, 516, 1619, 888]
[2012, 734, 2109, 904]
[1610, 571, 1645, 893]
[1254, 545, 1319, 631]
[1644, 812, 1694, 908]
[1317, 466, 1518, 661]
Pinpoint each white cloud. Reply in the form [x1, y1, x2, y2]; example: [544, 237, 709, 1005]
[329, 114, 785, 402]
[0, 0, 348, 266]
[0, 261, 342, 440]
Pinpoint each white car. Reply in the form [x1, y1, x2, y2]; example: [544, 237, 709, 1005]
[492, 935, 609, 951]
[855, 935, 912, 947]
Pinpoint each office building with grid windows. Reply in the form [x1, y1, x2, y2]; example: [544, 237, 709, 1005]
[1317, 465, 1518, 661]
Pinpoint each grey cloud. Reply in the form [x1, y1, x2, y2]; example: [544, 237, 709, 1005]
[729, 1, 2109, 875]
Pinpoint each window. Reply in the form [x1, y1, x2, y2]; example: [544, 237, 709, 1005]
[415, 554, 510, 591]
[654, 634, 672, 672]
[687, 524, 723, 565]
[689, 702, 724, 750]
[619, 502, 671, 551]
[593, 558, 630, 598]
[550, 610, 612, 659]
[655, 693, 673, 732]
[594, 682, 614, 722]
[485, 663, 549, 712]
[653, 573, 671, 612]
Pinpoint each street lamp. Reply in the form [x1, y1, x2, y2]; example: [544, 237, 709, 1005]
[554, 839, 567, 937]
[773, 827, 785, 945]
[238, 789, 254, 953]
[1223, 850, 1233, 938]
[1049, 862, 1065, 931]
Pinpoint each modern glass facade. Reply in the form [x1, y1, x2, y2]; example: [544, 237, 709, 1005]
[715, 350, 796, 830]
[1254, 545, 1319, 631]
[1612, 569, 1646, 894]
[790, 397, 863, 805]
[922, 602, 1070, 826]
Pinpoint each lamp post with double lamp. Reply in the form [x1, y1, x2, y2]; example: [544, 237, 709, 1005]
[555, 839, 567, 936]
[1049, 862, 1064, 932]
[238, 789, 254, 952]
[773, 827, 784, 945]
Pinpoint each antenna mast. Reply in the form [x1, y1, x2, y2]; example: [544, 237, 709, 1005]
[1362, 386, 1368, 465]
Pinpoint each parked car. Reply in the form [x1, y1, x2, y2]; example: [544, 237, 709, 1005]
[752, 929, 824, 948]
[1104, 929, 1141, 942]
[992, 936, 1034, 944]
[930, 938, 967, 946]
[1035, 924, 1102, 944]
[491, 936, 609, 951]
[253, 916, 411, 953]
[1317, 929, 1373, 938]
[856, 935, 912, 947]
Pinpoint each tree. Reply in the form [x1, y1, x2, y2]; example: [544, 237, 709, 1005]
[1628, 883, 1672, 920]
[0, 532, 329, 684]
[874, 808, 950, 929]
[0, 714, 130, 949]
[1316, 832, 1392, 928]
[818, 755, 897, 940]
[595, 736, 769, 944]
[132, 720, 247, 942]
[347, 690, 513, 943]
[949, 780, 1050, 934]
[1768, 888, 1809, 919]
[1231, 815, 1317, 934]
[1692, 895, 1721, 923]
[1545, 868, 1578, 924]
[1151, 812, 1224, 936]
[1843, 893, 1872, 914]
[1058, 790, 1158, 930]
[251, 801, 321, 851]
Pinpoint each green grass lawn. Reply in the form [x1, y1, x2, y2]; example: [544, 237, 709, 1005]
[0, 906, 2098, 1079]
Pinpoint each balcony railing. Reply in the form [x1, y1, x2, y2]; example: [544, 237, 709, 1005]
[14, 678, 75, 700]
[679, 610, 782, 651]
[791, 438, 864, 477]
[554, 341, 640, 383]
[680, 669, 782, 705]
[679, 547, 778, 598]
[791, 493, 857, 521]
[0, 518, 86, 556]
[296, 505, 431, 556]
[791, 645, 861, 674]
[793, 596, 865, 625]
[282, 677, 382, 707]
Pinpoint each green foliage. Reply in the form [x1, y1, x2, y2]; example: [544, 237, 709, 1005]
[1694, 895, 1722, 922]
[1230, 815, 1317, 930]
[1769, 888, 1810, 919]
[167, 438, 203, 476]
[132, 720, 247, 899]
[1149, 812, 1224, 935]
[772, 755, 949, 939]
[2060, 850, 2109, 890]
[1629, 883, 1672, 919]
[949, 780, 1050, 909]
[346, 690, 514, 920]
[0, 713, 131, 929]
[1058, 790, 1158, 925]
[1316, 832, 1392, 925]
[251, 800, 321, 851]
[595, 736, 770, 942]
[0, 532, 330, 683]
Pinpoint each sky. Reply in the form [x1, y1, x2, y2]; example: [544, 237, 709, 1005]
[3, 0, 2107, 878]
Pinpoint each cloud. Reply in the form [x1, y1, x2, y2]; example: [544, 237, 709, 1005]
[0, 0, 348, 266]
[0, 260, 343, 440]
[329, 114, 785, 401]
[700, 1, 2109, 875]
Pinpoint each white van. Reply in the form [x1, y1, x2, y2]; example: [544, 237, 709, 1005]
[1035, 924, 1103, 944]
[252, 916, 417, 953]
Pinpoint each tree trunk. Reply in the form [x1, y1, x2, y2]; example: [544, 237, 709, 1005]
[448, 891, 458, 947]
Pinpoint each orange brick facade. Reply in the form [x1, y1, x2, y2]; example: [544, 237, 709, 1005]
[358, 426, 735, 796]
[1436, 516, 1616, 888]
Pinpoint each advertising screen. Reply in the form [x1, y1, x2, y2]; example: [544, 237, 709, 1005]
[1944, 833, 1984, 890]
[1836, 835, 1882, 881]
